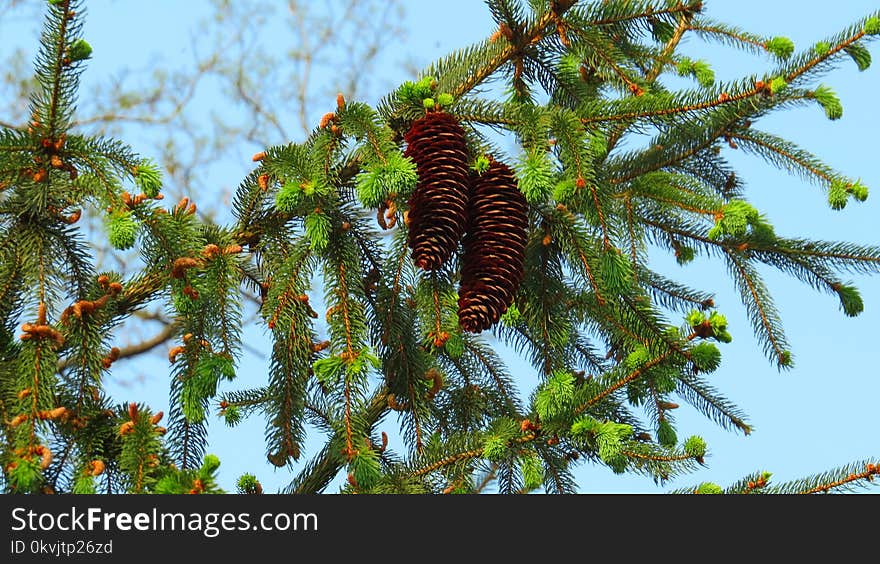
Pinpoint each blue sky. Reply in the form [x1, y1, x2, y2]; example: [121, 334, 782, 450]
[2, 1, 878, 493]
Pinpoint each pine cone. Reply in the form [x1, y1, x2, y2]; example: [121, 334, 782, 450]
[404, 111, 471, 271]
[458, 158, 528, 333]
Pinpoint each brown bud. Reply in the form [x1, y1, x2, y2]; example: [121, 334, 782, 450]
[319, 112, 335, 129]
[252, 151, 266, 162]
[556, 21, 570, 48]
[119, 421, 135, 436]
[190, 478, 205, 495]
[89, 459, 106, 477]
[498, 22, 514, 41]
[168, 345, 186, 363]
[202, 244, 221, 259]
[431, 331, 450, 348]
[426, 368, 443, 398]
[376, 207, 389, 230]
[171, 257, 200, 278]
[628, 83, 645, 96]
[37, 445, 53, 469]
[9, 414, 28, 427]
[65, 209, 82, 224]
[387, 394, 405, 411]
[336, 92, 346, 110]
[150, 411, 164, 425]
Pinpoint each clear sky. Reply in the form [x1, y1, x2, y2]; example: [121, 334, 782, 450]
[2, 1, 878, 494]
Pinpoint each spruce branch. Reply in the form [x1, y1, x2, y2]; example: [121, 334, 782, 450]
[674, 372, 752, 435]
[575, 340, 688, 415]
[447, 0, 578, 98]
[791, 460, 880, 494]
[287, 386, 390, 493]
[780, 16, 879, 88]
[726, 129, 843, 191]
[582, 1, 702, 28]
[646, 11, 691, 81]
[685, 19, 771, 55]
[724, 250, 792, 368]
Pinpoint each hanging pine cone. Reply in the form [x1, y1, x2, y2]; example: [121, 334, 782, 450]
[458, 157, 528, 333]
[404, 111, 471, 271]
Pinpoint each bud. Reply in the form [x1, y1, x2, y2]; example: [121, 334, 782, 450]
[37, 446, 53, 469]
[89, 459, 105, 477]
[67, 39, 93, 62]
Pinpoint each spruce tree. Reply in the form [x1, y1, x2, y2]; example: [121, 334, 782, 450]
[1, 0, 879, 495]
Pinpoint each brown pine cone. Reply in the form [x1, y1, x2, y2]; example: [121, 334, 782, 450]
[458, 157, 528, 333]
[404, 111, 471, 271]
